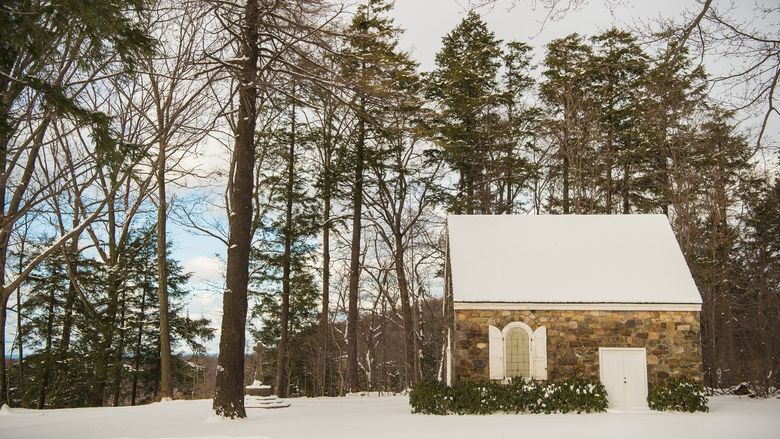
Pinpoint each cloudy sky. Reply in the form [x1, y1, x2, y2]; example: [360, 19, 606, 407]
[4, 0, 772, 357]
[145, 0, 778, 354]
[193, 0, 772, 351]
[393, 0, 678, 71]
[177, 0, 695, 353]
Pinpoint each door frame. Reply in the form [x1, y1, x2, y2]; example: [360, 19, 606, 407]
[598, 347, 649, 409]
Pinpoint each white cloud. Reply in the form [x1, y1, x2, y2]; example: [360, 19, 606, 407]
[183, 255, 225, 282]
[183, 283, 224, 354]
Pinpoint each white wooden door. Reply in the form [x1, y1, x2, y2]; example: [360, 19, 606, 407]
[599, 348, 648, 409]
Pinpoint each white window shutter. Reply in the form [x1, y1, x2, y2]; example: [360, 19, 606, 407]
[488, 325, 504, 380]
[532, 326, 548, 380]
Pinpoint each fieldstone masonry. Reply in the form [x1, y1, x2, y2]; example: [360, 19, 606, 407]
[453, 308, 702, 387]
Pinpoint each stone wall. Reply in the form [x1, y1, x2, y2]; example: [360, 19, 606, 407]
[453, 308, 702, 386]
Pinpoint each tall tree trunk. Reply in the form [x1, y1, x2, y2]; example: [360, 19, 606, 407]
[112, 290, 127, 406]
[0, 235, 9, 406]
[347, 101, 366, 393]
[276, 98, 296, 398]
[394, 232, 416, 388]
[413, 294, 423, 382]
[319, 172, 331, 396]
[15, 282, 23, 407]
[37, 285, 56, 409]
[319, 112, 332, 396]
[562, 153, 570, 214]
[58, 205, 81, 359]
[157, 139, 172, 400]
[466, 175, 475, 214]
[622, 155, 630, 214]
[504, 103, 515, 214]
[605, 128, 613, 213]
[59, 262, 77, 356]
[213, 0, 258, 419]
[0, 83, 7, 407]
[153, 353, 160, 400]
[130, 285, 147, 406]
[90, 195, 120, 407]
[656, 128, 670, 216]
[14, 230, 25, 407]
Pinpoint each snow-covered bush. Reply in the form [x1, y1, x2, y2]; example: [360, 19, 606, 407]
[409, 377, 608, 415]
[648, 376, 709, 412]
[534, 377, 609, 414]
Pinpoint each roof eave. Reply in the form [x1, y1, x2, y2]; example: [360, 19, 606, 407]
[453, 301, 702, 312]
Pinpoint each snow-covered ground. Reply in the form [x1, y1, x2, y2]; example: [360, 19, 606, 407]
[1, 395, 778, 439]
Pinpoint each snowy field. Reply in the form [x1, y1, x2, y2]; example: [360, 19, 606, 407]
[1, 395, 778, 439]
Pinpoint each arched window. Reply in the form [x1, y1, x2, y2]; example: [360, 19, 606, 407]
[505, 327, 531, 378]
[489, 322, 548, 381]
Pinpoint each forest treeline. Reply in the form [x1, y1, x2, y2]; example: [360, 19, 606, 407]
[1, 0, 777, 416]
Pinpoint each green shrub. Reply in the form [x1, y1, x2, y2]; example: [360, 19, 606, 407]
[503, 379, 543, 413]
[448, 381, 491, 414]
[538, 377, 609, 414]
[408, 380, 450, 415]
[648, 376, 709, 412]
[409, 377, 608, 415]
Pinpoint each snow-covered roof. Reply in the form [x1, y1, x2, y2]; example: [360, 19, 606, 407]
[447, 214, 702, 305]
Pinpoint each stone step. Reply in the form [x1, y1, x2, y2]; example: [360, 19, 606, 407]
[244, 395, 291, 409]
[246, 395, 279, 401]
[245, 401, 290, 409]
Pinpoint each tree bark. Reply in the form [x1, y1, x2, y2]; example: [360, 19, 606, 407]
[157, 139, 172, 400]
[15, 281, 23, 407]
[130, 283, 147, 406]
[605, 127, 613, 213]
[36, 286, 56, 409]
[111, 290, 127, 406]
[275, 98, 296, 398]
[319, 173, 331, 396]
[0, 222, 10, 406]
[347, 101, 366, 393]
[59, 263, 77, 356]
[562, 152, 570, 214]
[319, 109, 333, 396]
[213, 0, 258, 419]
[0, 298, 6, 406]
[394, 232, 417, 388]
[0, 85, 7, 407]
[13, 230, 26, 407]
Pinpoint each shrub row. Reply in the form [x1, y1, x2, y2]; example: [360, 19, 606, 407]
[648, 376, 709, 412]
[409, 377, 608, 415]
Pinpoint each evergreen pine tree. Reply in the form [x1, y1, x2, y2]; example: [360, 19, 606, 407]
[10, 229, 212, 408]
[428, 11, 504, 214]
[540, 34, 594, 214]
[588, 29, 648, 213]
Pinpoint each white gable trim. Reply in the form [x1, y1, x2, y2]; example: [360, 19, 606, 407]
[454, 302, 701, 312]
